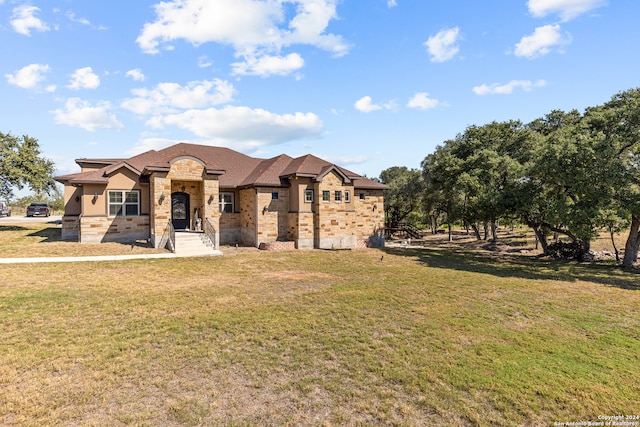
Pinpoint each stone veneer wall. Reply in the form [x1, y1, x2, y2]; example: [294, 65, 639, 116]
[150, 174, 171, 247]
[150, 158, 220, 248]
[288, 212, 314, 249]
[219, 213, 241, 245]
[61, 215, 79, 241]
[79, 215, 150, 244]
[239, 188, 257, 246]
[256, 188, 289, 245]
[315, 172, 356, 249]
[354, 189, 385, 247]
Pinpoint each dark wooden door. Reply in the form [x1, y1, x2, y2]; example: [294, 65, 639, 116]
[171, 192, 190, 230]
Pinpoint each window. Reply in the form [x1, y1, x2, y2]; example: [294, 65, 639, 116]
[359, 193, 365, 200]
[334, 191, 342, 202]
[345, 190, 351, 203]
[108, 190, 139, 217]
[322, 190, 330, 202]
[219, 192, 234, 214]
[304, 189, 314, 203]
[272, 191, 279, 200]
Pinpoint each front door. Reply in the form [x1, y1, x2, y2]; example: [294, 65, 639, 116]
[171, 192, 190, 230]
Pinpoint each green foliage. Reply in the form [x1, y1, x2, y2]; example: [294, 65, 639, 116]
[379, 166, 423, 227]
[0, 132, 56, 199]
[14, 186, 64, 213]
[412, 87, 640, 261]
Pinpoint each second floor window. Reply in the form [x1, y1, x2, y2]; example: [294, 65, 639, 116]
[305, 189, 314, 203]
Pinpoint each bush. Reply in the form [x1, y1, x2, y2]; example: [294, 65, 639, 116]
[547, 241, 587, 261]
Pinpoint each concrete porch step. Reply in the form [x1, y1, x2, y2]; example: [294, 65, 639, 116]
[173, 231, 217, 256]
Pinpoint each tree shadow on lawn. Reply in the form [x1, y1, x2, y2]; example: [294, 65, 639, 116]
[383, 246, 640, 291]
[26, 226, 61, 243]
[0, 225, 29, 232]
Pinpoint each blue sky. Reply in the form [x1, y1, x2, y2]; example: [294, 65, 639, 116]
[1, 0, 639, 185]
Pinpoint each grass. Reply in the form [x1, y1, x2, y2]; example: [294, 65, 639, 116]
[0, 224, 639, 425]
[0, 222, 166, 258]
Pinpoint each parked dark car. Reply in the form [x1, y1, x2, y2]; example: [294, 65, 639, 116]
[26, 202, 50, 217]
[0, 201, 11, 217]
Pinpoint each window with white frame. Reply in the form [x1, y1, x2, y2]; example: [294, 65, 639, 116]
[334, 190, 342, 202]
[322, 190, 330, 202]
[305, 189, 314, 203]
[345, 190, 351, 203]
[219, 192, 234, 214]
[108, 190, 139, 217]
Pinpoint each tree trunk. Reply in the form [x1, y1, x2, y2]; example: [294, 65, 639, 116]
[491, 220, 498, 242]
[470, 223, 481, 240]
[609, 226, 620, 263]
[533, 226, 549, 255]
[623, 214, 640, 267]
[448, 221, 452, 242]
[483, 220, 489, 240]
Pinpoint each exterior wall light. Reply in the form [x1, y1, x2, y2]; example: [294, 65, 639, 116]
[208, 194, 214, 205]
[262, 206, 269, 215]
[159, 193, 165, 204]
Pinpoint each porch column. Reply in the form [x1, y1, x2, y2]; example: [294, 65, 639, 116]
[150, 173, 171, 248]
[203, 176, 220, 249]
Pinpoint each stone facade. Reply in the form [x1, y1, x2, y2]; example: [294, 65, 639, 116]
[56, 144, 387, 251]
[61, 215, 79, 241]
[79, 215, 150, 244]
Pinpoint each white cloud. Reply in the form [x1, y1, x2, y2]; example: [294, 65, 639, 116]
[52, 98, 123, 131]
[514, 24, 571, 59]
[232, 53, 305, 77]
[407, 92, 440, 110]
[144, 106, 323, 149]
[387, 0, 398, 8]
[65, 11, 90, 26]
[354, 96, 396, 113]
[424, 27, 461, 63]
[323, 154, 369, 166]
[473, 80, 547, 95]
[67, 67, 100, 90]
[121, 79, 235, 115]
[10, 5, 50, 36]
[5, 63, 51, 89]
[136, 0, 348, 77]
[528, 0, 607, 21]
[125, 69, 146, 82]
[198, 56, 213, 68]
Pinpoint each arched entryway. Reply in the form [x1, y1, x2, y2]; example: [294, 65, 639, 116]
[171, 192, 190, 230]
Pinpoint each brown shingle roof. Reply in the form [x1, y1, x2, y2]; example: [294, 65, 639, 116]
[55, 143, 389, 190]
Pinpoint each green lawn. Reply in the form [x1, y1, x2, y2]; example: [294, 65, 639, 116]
[0, 225, 638, 425]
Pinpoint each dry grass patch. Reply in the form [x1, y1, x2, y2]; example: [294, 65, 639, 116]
[0, 222, 167, 258]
